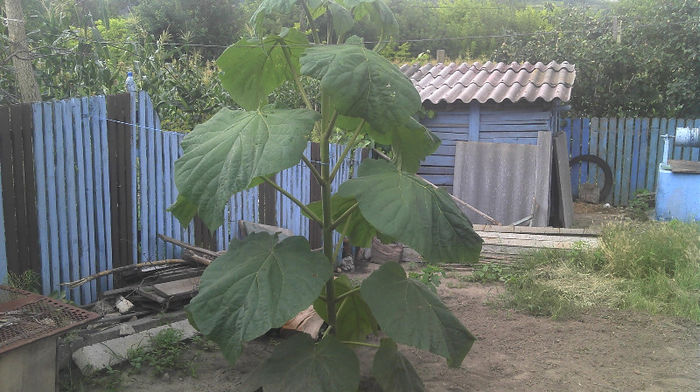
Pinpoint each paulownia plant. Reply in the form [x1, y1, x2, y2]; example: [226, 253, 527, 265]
[170, 1, 483, 390]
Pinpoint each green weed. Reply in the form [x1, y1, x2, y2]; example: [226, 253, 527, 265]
[502, 221, 700, 321]
[408, 264, 446, 292]
[127, 328, 186, 376]
[466, 264, 512, 283]
[7, 270, 41, 292]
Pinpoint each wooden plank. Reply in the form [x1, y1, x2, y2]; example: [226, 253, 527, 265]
[0, 105, 19, 272]
[605, 118, 617, 204]
[308, 143, 322, 249]
[16, 104, 40, 279]
[580, 118, 590, 184]
[146, 95, 157, 260]
[596, 118, 608, 187]
[72, 98, 91, 303]
[532, 131, 552, 227]
[668, 160, 700, 173]
[32, 103, 51, 295]
[0, 155, 5, 285]
[91, 97, 108, 290]
[570, 118, 581, 197]
[62, 101, 81, 302]
[53, 102, 71, 300]
[692, 119, 700, 162]
[152, 277, 200, 298]
[620, 118, 635, 205]
[588, 118, 599, 184]
[42, 102, 59, 293]
[646, 118, 660, 191]
[163, 132, 173, 259]
[138, 91, 148, 262]
[469, 101, 479, 141]
[629, 118, 642, 195]
[670, 118, 682, 160]
[155, 122, 165, 259]
[637, 118, 650, 191]
[553, 132, 574, 228]
[130, 92, 138, 264]
[106, 96, 121, 277]
[99, 96, 114, 290]
[81, 97, 97, 299]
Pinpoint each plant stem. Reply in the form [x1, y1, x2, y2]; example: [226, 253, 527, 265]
[281, 45, 313, 111]
[341, 341, 380, 348]
[302, 2, 321, 44]
[321, 92, 337, 331]
[262, 176, 321, 223]
[301, 155, 323, 184]
[332, 232, 345, 262]
[330, 202, 358, 230]
[334, 286, 360, 303]
[329, 120, 365, 182]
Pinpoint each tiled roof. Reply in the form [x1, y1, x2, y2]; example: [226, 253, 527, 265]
[400, 61, 576, 104]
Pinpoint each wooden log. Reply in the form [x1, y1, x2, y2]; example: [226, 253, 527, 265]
[158, 234, 220, 258]
[61, 259, 190, 289]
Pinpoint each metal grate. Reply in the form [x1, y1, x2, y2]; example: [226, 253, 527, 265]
[0, 285, 99, 354]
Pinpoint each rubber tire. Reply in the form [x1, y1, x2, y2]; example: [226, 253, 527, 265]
[569, 154, 613, 203]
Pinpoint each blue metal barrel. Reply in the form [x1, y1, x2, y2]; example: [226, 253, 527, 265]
[656, 167, 700, 222]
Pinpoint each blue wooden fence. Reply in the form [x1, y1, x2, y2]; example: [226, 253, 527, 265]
[563, 117, 700, 206]
[0, 92, 362, 304]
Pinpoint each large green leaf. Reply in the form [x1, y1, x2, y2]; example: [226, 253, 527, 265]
[300, 44, 419, 133]
[250, 0, 299, 33]
[351, 0, 399, 37]
[305, 195, 376, 247]
[313, 275, 378, 341]
[328, 2, 354, 38]
[217, 29, 309, 110]
[372, 338, 425, 392]
[170, 107, 319, 229]
[186, 233, 332, 364]
[337, 159, 482, 263]
[244, 334, 360, 392]
[300, 44, 438, 172]
[361, 262, 475, 367]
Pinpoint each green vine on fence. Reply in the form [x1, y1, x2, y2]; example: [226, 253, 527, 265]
[170, 1, 483, 390]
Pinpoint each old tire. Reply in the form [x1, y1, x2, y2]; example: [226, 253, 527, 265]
[569, 154, 613, 203]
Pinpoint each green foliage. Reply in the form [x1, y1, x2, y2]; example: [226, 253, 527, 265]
[503, 222, 700, 321]
[170, 107, 319, 228]
[127, 328, 186, 375]
[7, 270, 41, 293]
[361, 262, 476, 367]
[408, 264, 446, 293]
[467, 263, 511, 283]
[372, 338, 425, 392]
[627, 189, 653, 221]
[172, 1, 481, 389]
[493, 0, 700, 117]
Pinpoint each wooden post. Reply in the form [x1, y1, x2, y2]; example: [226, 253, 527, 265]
[258, 181, 277, 226]
[436, 49, 446, 64]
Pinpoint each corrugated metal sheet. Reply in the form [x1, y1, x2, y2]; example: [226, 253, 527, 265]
[400, 61, 575, 104]
[453, 141, 538, 225]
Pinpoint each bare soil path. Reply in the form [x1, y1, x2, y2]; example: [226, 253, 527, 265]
[110, 276, 699, 392]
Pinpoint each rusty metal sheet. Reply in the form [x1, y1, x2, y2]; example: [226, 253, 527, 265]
[0, 285, 99, 354]
[401, 61, 575, 104]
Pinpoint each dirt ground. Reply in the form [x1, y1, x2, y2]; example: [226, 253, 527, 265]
[107, 268, 699, 392]
[572, 201, 629, 229]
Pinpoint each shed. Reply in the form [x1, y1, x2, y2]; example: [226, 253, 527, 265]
[401, 61, 576, 192]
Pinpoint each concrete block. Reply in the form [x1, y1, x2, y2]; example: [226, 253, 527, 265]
[72, 319, 198, 375]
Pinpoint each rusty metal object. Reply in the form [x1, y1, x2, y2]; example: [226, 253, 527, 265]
[0, 285, 99, 354]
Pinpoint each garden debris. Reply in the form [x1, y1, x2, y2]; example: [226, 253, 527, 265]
[281, 305, 325, 340]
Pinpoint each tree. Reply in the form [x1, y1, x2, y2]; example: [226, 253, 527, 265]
[170, 1, 483, 390]
[3, 0, 40, 102]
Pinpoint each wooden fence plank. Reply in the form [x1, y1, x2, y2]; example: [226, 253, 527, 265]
[629, 118, 642, 195]
[613, 118, 625, 206]
[604, 117, 616, 204]
[620, 118, 635, 206]
[72, 98, 92, 303]
[42, 102, 60, 293]
[99, 96, 114, 289]
[669, 118, 681, 160]
[0, 157, 5, 284]
[130, 92, 138, 264]
[138, 91, 148, 262]
[146, 95, 157, 260]
[155, 120, 165, 259]
[32, 103, 51, 295]
[53, 102, 71, 300]
[596, 118, 608, 186]
[646, 118, 660, 191]
[163, 131, 173, 258]
[588, 118, 599, 183]
[693, 119, 700, 162]
[62, 101, 81, 302]
[580, 118, 590, 184]
[19, 104, 41, 278]
[570, 119, 581, 197]
[91, 97, 108, 290]
[0, 105, 17, 275]
[637, 118, 649, 191]
[81, 97, 97, 299]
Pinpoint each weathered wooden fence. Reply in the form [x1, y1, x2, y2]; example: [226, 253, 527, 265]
[0, 92, 362, 304]
[563, 117, 699, 206]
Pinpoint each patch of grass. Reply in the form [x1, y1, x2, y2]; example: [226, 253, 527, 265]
[7, 270, 41, 292]
[127, 328, 186, 375]
[60, 366, 122, 392]
[502, 221, 700, 321]
[465, 264, 512, 283]
[626, 189, 654, 221]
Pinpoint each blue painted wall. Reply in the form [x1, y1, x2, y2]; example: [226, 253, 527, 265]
[419, 101, 556, 191]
